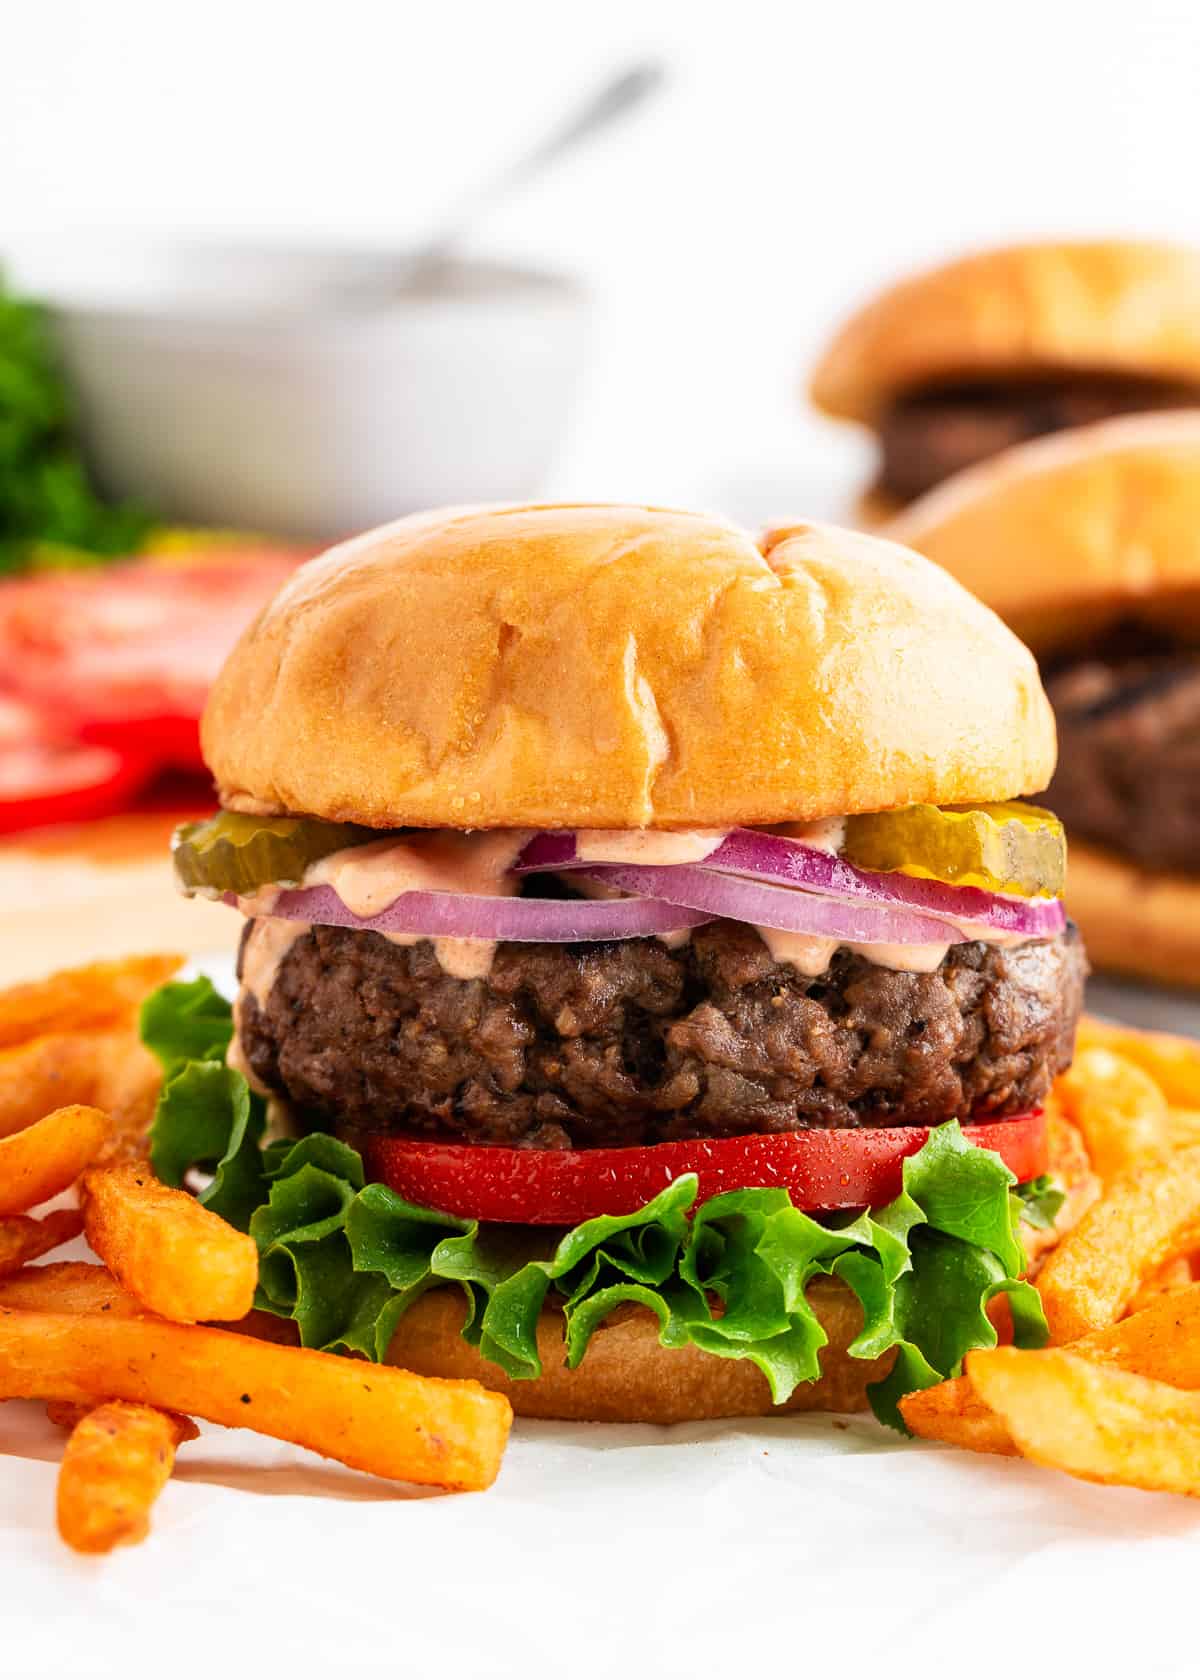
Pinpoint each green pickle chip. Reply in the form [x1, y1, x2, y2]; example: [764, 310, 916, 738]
[172, 811, 377, 897]
[841, 802, 1065, 898]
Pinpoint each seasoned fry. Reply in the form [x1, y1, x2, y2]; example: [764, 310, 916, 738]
[82, 1164, 258, 1324]
[0, 1261, 145, 1317]
[0, 1209, 84, 1275]
[1077, 1015, 1200, 1109]
[0, 956, 182, 1051]
[46, 1400, 92, 1432]
[57, 1402, 198, 1554]
[968, 1346, 1200, 1496]
[0, 1306, 512, 1491]
[0, 1105, 111, 1216]
[0, 1032, 118, 1141]
[1053, 1048, 1168, 1181]
[1036, 1144, 1200, 1342]
[900, 1375, 1017, 1456]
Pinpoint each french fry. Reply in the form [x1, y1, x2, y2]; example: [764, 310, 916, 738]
[0, 1306, 512, 1491]
[900, 1375, 1017, 1456]
[1127, 1255, 1194, 1317]
[968, 1346, 1200, 1497]
[0, 956, 182, 1051]
[0, 1262, 145, 1317]
[1053, 1048, 1168, 1181]
[1036, 1144, 1200, 1343]
[82, 1164, 258, 1324]
[89, 1039, 164, 1166]
[0, 1033, 120, 1141]
[1167, 1109, 1200, 1150]
[1076, 1015, 1200, 1109]
[0, 1106, 111, 1216]
[0, 1209, 84, 1275]
[905, 1283, 1200, 1457]
[56, 1402, 199, 1554]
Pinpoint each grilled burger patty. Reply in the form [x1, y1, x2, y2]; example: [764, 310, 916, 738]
[877, 375, 1200, 502]
[1044, 632, 1200, 874]
[238, 918, 1086, 1149]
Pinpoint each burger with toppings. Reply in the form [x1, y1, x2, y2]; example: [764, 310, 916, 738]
[811, 239, 1200, 524]
[894, 410, 1200, 989]
[146, 504, 1085, 1426]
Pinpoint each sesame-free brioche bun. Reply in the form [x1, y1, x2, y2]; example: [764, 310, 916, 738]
[203, 503, 1055, 829]
[385, 1278, 888, 1423]
[1053, 840, 1200, 990]
[812, 241, 1200, 424]
[890, 411, 1200, 653]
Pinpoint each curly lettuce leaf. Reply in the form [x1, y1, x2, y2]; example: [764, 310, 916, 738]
[144, 979, 1054, 1428]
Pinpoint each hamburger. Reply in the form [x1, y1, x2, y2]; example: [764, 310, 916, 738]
[810, 240, 1200, 524]
[892, 410, 1200, 989]
[149, 504, 1086, 1426]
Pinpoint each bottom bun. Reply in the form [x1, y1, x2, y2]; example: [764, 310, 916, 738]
[1065, 838, 1200, 988]
[385, 1277, 892, 1423]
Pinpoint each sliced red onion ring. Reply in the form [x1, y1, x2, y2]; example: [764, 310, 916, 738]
[227, 885, 712, 943]
[517, 828, 1065, 939]
[574, 865, 966, 945]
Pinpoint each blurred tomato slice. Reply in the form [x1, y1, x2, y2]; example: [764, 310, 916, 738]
[0, 549, 307, 771]
[0, 741, 150, 834]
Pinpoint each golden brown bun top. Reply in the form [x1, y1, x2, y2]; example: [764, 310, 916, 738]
[203, 503, 1055, 829]
[811, 240, 1200, 423]
[890, 411, 1200, 652]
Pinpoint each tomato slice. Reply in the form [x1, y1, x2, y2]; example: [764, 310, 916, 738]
[0, 551, 304, 771]
[0, 740, 150, 834]
[358, 1111, 1048, 1225]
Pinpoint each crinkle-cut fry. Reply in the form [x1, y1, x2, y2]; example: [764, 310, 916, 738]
[900, 1376, 1017, 1456]
[968, 1346, 1200, 1496]
[0, 1307, 512, 1491]
[1053, 1048, 1168, 1181]
[1036, 1144, 1200, 1343]
[0, 1262, 145, 1317]
[0, 956, 182, 1050]
[0, 1105, 111, 1216]
[56, 1401, 197, 1554]
[0, 1209, 84, 1275]
[1076, 1015, 1200, 1109]
[82, 1163, 258, 1324]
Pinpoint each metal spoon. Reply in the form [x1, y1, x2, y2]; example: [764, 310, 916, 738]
[342, 60, 665, 301]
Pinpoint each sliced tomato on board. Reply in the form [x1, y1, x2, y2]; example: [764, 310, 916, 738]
[0, 740, 150, 834]
[0, 550, 305, 771]
[358, 1110, 1048, 1225]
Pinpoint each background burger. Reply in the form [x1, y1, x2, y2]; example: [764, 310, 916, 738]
[810, 240, 1200, 525]
[893, 410, 1200, 990]
[149, 503, 1085, 1426]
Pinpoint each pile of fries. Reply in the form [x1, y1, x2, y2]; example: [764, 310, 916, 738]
[903, 1018, 1200, 1496]
[0, 957, 511, 1554]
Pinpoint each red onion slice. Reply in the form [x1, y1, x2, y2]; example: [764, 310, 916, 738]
[517, 828, 1065, 940]
[574, 865, 966, 945]
[229, 885, 712, 943]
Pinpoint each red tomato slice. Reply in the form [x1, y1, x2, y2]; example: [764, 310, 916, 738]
[0, 741, 151, 834]
[359, 1111, 1048, 1224]
[0, 551, 305, 770]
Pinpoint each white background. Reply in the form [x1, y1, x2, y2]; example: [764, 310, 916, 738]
[6, 0, 1200, 516]
[6, 9, 1200, 1674]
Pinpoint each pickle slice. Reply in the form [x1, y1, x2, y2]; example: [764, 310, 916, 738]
[172, 811, 376, 897]
[841, 802, 1065, 898]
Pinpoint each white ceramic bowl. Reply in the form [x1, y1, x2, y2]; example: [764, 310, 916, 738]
[6, 240, 589, 540]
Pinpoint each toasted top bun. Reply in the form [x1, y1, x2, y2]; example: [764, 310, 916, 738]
[203, 503, 1055, 829]
[890, 411, 1200, 652]
[811, 241, 1200, 424]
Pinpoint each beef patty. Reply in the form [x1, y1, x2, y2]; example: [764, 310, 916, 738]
[1044, 629, 1200, 874]
[876, 375, 1200, 503]
[238, 919, 1086, 1150]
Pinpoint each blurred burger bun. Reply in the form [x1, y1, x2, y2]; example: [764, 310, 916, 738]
[813, 240, 1200, 423]
[203, 502, 1055, 830]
